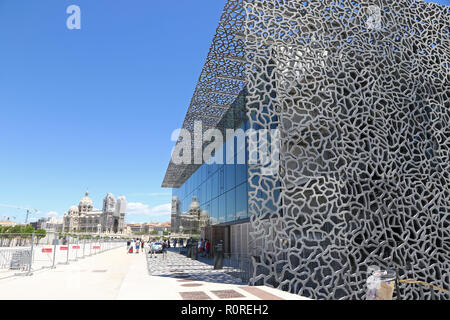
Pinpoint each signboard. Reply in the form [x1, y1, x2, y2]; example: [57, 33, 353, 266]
[93, 246, 100, 249]
[60, 246, 68, 251]
[42, 248, 52, 253]
[72, 246, 80, 250]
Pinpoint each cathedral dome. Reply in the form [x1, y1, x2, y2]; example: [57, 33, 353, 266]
[68, 206, 79, 215]
[79, 190, 93, 211]
[189, 196, 200, 211]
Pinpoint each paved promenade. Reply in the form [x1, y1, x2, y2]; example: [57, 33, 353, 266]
[0, 246, 309, 300]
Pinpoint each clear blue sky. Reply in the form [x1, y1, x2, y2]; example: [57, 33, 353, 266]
[0, 0, 447, 224]
[0, 0, 226, 223]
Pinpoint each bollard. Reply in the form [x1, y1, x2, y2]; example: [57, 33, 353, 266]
[191, 240, 198, 260]
[82, 239, 86, 259]
[186, 242, 191, 258]
[52, 239, 57, 268]
[66, 237, 70, 264]
[74, 237, 78, 261]
[27, 233, 35, 276]
[214, 240, 224, 270]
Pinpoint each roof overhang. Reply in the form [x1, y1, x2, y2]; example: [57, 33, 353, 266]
[161, 0, 247, 188]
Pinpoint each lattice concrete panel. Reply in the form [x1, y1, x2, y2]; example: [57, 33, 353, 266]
[244, 0, 449, 299]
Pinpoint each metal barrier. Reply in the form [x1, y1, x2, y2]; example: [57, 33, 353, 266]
[0, 233, 127, 279]
[222, 253, 254, 284]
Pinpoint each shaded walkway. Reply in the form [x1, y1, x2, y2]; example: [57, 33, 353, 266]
[146, 248, 245, 285]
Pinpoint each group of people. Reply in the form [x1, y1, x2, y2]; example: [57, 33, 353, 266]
[126, 238, 170, 259]
[127, 239, 145, 254]
[171, 238, 184, 248]
[148, 238, 169, 260]
[198, 239, 210, 257]
[126, 237, 211, 258]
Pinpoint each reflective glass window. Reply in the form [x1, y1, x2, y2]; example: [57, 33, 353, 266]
[206, 177, 212, 203]
[225, 188, 236, 222]
[212, 172, 219, 200]
[219, 166, 225, 194]
[236, 183, 248, 220]
[236, 163, 247, 185]
[225, 164, 235, 192]
[211, 197, 219, 225]
[201, 165, 206, 184]
[196, 185, 202, 204]
[204, 202, 211, 225]
[218, 194, 226, 223]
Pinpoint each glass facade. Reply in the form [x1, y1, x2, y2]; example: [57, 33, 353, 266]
[172, 122, 250, 226]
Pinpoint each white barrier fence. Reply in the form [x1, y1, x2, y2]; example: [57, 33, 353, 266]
[0, 234, 127, 277]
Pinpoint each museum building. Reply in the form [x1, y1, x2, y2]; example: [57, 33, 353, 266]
[162, 0, 449, 300]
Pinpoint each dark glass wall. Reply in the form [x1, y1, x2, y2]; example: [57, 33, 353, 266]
[172, 122, 249, 225]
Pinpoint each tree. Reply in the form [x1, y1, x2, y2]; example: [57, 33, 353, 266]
[36, 229, 46, 241]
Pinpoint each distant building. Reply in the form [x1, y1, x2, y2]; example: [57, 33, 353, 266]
[125, 222, 171, 235]
[62, 191, 127, 234]
[0, 220, 18, 227]
[126, 224, 144, 234]
[31, 216, 63, 232]
[147, 222, 171, 233]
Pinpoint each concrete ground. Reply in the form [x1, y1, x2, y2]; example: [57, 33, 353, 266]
[0, 246, 309, 300]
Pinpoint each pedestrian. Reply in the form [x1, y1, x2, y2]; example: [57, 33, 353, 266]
[162, 240, 168, 260]
[201, 239, 206, 256]
[173, 238, 177, 248]
[141, 239, 145, 253]
[150, 239, 156, 258]
[205, 239, 210, 258]
[135, 239, 140, 253]
[180, 238, 184, 247]
[126, 240, 131, 253]
[198, 239, 203, 254]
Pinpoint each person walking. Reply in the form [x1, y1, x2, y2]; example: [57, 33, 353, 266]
[162, 240, 168, 260]
[201, 239, 206, 256]
[173, 238, 177, 248]
[150, 239, 156, 258]
[126, 240, 131, 253]
[205, 239, 210, 258]
[135, 239, 140, 254]
[198, 239, 203, 255]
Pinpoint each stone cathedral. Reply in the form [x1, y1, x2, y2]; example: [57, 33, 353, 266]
[62, 191, 127, 234]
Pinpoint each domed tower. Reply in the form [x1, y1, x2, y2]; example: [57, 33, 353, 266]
[200, 209, 209, 229]
[68, 205, 79, 216]
[78, 190, 93, 213]
[103, 193, 116, 213]
[114, 195, 127, 234]
[189, 196, 201, 218]
[171, 196, 180, 233]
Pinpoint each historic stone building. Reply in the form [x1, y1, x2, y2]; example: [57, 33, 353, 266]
[62, 191, 127, 234]
[170, 196, 208, 235]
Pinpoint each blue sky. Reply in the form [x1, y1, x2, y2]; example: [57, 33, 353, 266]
[0, 0, 226, 223]
[0, 0, 447, 224]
